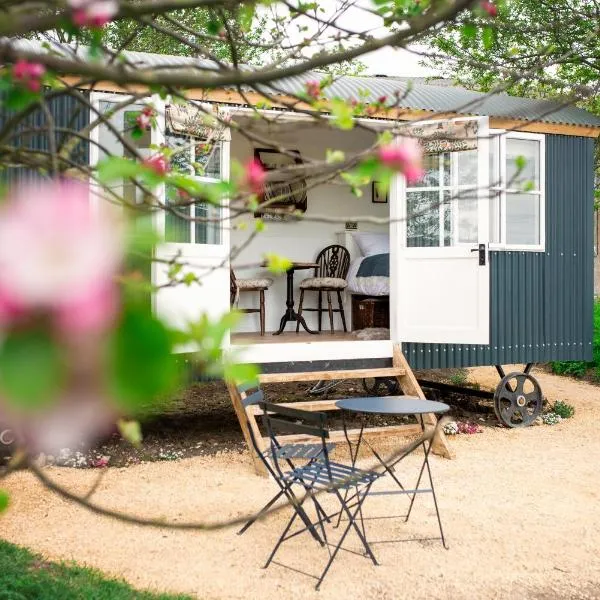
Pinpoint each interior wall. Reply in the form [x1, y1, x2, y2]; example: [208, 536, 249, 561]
[230, 119, 389, 333]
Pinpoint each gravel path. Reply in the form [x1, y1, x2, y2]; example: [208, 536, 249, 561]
[2, 367, 600, 599]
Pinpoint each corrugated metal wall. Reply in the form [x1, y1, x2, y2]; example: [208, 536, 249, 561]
[404, 134, 595, 369]
[0, 91, 90, 184]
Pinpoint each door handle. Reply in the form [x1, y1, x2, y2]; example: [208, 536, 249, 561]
[470, 243, 486, 266]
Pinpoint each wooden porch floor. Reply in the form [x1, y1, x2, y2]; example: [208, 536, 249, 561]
[231, 330, 385, 344]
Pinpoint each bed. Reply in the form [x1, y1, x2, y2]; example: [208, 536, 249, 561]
[342, 231, 390, 296]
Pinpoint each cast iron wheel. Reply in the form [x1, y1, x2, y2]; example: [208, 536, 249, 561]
[362, 377, 399, 396]
[493, 372, 543, 427]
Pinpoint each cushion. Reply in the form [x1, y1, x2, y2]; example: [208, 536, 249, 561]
[236, 277, 273, 290]
[352, 232, 389, 257]
[300, 277, 347, 290]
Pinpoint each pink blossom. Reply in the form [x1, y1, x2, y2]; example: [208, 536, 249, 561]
[244, 159, 266, 196]
[305, 80, 321, 100]
[69, 0, 118, 27]
[12, 60, 45, 93]
[144, 154, 170, 176]
[136, 112, 151, 130]
[0, 181, 123, 333]
[480, 0, 497, 17]
[378, 95, 388, 105]
[378, 138, 424, 184]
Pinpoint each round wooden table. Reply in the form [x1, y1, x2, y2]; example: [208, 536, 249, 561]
[273, 261, 318, 335]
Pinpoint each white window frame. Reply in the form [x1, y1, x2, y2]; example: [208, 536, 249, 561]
[489, 129, 546, 252]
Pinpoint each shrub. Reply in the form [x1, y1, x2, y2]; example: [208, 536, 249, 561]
[542, 412, 562, 425]
[449, 369, 469, 387]
[550, 301, 600, 379]
[552, 400, 575, 419]
[550, 360, 587, 378]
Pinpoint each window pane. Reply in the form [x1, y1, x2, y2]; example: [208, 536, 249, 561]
[166, 131, 193, 174]
[165, 186, 191, 243]
[411, 154, 440, 188]
[199, 143, 221, 178]
[506, 138, 540, 190]
[457, 192, 478, 244]
[490, 135, 500, 188]
[456, 149, 478, 187]
[407, 191, 440, 247]
[443, 191, 452, 246]
[195, 202, 222, 245]
[506, 192, 541, 245]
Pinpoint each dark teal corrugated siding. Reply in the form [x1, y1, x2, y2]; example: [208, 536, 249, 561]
[404, 134, 595, 369]
[0, 91, 90, 184]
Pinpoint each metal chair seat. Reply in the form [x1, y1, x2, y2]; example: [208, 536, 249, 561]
[284, 458, 380, 490]
[269, 442, 336, 460]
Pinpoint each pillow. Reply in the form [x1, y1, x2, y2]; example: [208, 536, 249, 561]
[352, 232, 389, 257]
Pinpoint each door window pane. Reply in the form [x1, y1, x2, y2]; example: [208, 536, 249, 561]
[456, 149, 478, 187]
[506, 138, 540, 191]
[458, 194, 478, 244]
[407, 191, 440, 247]
[413, 154, 441, 188]
[165, 185, 191, 243]
[505, 192, 540, 245]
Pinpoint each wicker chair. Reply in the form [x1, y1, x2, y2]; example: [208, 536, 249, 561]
[296, 244, 350, 334]
[230, 270, 273, 336]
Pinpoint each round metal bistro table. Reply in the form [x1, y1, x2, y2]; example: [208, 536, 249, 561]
[335, 396, 450, 549]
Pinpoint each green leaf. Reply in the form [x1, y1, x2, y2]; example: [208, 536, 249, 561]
[263, 253, 292, 274]
[460, 23, 477, 47]
[117, 418, 143, 448]
[330, 98, 354, 130]
[207, 17, 221, 35]
[97, 156, 145, 183]
[107, 310, 180, 414]
[482, 26, 494, 50]
[326, 149, 345, 164]
[223, 362, 260, 385]
[239, 3, 255, 31]
[0, 489, 9, 514]
[0, 330, 63, 411]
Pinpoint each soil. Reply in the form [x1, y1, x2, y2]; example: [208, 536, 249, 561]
[18, 372, 502, 469]
[2, 366, 600, 599]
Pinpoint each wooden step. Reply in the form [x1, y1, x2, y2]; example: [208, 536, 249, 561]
[258, 367, 405, 384]
[271, 423, 422, 445]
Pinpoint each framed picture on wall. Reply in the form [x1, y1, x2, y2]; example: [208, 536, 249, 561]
[253, 148, 308, 216]
[372, 181, 388, 204]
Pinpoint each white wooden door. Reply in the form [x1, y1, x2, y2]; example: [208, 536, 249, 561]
[91, 94, 230, 342]
[152, 105, 230, 342]
[390, 116, 490, 345]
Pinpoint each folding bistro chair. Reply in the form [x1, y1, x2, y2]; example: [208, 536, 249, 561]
[236, 382, 334, 539]
[258, 401, 381, 590]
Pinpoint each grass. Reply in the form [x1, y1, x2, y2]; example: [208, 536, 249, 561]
[550, 300, 600, 379]
[0, 539, 193, 600]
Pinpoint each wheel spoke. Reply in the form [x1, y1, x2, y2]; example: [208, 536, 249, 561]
[515, 377, 525, 395]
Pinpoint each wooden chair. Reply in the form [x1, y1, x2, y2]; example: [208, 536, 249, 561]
[296, 244, 350, 334]
[230, 270, 273, 336]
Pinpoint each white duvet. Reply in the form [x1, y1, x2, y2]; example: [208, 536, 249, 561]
[346, 257, 389, 296]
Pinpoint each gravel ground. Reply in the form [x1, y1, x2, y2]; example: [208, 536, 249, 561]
[2, 366, 600, 600]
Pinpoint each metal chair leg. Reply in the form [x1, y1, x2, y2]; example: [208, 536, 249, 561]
[237, 489, 284, 535]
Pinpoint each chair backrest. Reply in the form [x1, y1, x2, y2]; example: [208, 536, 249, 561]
[315, 244, 350, 279]
[258, 401, 331, 480]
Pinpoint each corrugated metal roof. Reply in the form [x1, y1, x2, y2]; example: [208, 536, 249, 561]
[6, 39, 600, 128]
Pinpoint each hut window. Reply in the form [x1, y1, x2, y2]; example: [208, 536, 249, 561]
[163, 128, 222, 245]
[489, 132, 545, 249]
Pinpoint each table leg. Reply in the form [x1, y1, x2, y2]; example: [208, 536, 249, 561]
[273, 269, 318, 335]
